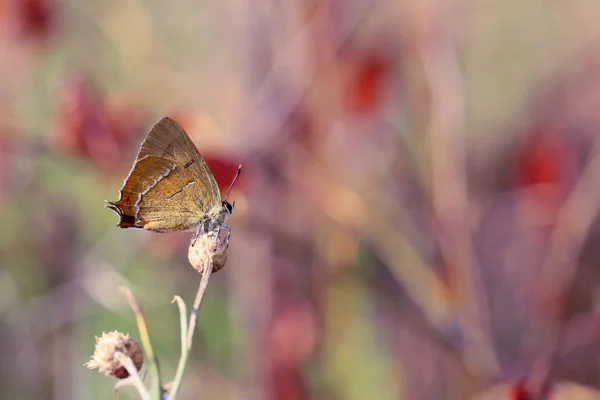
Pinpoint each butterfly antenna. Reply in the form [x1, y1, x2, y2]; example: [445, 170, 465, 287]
[225, 165, 242, 202]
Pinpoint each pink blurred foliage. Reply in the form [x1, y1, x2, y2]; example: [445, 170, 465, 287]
[266, 303, 317, 400]
[1, 0, 55, 41]
[0, 137, 7, 209]
[0, 0, 7, 24]
[267, 303, 318, 366]
[50, 78, 143, 172]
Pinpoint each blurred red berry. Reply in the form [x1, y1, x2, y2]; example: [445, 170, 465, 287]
[515, 129, 570, 188]
[513, 126, 577, 227]
[343, 50, 391, 115]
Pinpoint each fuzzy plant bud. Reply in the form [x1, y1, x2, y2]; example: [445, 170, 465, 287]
[85, 331, 143, 379]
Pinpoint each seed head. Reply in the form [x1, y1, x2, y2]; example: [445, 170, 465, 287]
[85, 331, 143, 379]
[188, 229, 228, 273]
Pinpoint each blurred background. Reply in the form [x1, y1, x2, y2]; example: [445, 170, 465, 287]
[3, 0, 600, 399]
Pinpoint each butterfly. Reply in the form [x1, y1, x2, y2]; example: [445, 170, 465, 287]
[107, 116, 240, 242]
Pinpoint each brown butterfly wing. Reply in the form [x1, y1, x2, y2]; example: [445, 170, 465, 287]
[107, 117, 222, 232]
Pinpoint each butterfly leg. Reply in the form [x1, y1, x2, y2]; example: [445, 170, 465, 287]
[191, 227, 201, 246]
[221, 223, 231, 250]
[213, 226, 222, 252]
[210, 224, 230, 252]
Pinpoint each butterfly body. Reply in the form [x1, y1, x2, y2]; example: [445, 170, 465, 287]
[107, 117, 238, 236]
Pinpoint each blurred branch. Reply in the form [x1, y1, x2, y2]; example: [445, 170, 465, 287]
[286, 143, 460, 352]
[523, 141, 600, 388]
[538, 142, 600, 303]
[418, 20, 497, 376]
[231, 0, 374, 154]
[119, 286, 162, 400]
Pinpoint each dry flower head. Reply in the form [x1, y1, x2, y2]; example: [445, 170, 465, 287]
[188, 228, 228, 273]
[85, 331, 143, 379]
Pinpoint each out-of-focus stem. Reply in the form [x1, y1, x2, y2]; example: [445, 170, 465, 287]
[415, 8, 497, 377]
[119, 286, 162, 400]
[186, 266, 213, 351]
[167, 267, 212, 400]
[168, 296, 189, 400]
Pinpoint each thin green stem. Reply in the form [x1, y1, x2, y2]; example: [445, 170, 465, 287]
[168, 295, 189, 400]
[167, 266, 213, 399]
[119, 286, 162, 400]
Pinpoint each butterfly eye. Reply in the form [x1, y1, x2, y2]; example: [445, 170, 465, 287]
[223, 201, 234, 214]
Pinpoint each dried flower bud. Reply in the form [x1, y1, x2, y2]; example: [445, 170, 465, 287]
[188, 229, 228, 273]
[85, 331, 143, 379]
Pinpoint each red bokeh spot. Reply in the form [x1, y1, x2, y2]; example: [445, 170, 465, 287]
[344, 51, 391, 115]
[14, 0, 53, 40]
[513, 125, 577, 226]
[515, 128, 570, 188]
[203, 155, 242, 194]
[509, 381, 533, 400]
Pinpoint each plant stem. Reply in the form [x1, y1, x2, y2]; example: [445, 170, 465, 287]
[119, 286, 162, 400]
[186, 265, 213, 351]
[168, 296, 189, 400]
[167, 265, 213, 400]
